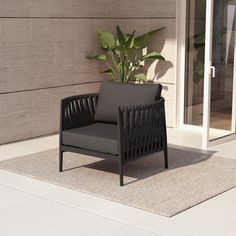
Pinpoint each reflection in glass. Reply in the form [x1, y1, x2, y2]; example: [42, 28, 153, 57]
[210, 0, 235, 131]
[185, 0, 206, 126]
[185, 0, 235, 131]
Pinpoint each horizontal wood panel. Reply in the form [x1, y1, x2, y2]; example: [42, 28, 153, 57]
[0, 0, 176, 18]
[0, 82, 101, 144]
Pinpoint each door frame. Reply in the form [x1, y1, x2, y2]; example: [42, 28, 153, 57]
[176, 0, 236, 148]
[202, 0, 214, 148]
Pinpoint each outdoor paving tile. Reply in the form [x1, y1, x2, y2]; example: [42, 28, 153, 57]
[0, 184, 160, 236]
[0, 184, 34, 210]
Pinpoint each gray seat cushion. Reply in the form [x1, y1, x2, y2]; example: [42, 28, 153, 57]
[94, 80, 162, 123]
[62, 123, 118, 155]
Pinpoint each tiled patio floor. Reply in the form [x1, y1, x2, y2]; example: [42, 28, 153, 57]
[0, 129, 236, 236]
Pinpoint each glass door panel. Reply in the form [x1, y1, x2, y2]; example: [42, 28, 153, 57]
[185, 0, 236, 148]
[185, 0, 206, 126]
[203, 0, 236, 147]
[210, 0, 235, 135]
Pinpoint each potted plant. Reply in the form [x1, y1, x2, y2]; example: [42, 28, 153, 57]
[87, 26, 166, 83]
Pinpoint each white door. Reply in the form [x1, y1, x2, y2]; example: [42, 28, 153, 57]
[202, 0, 236, 148]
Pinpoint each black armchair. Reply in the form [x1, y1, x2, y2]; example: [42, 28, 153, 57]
[59, 81, 168, 186]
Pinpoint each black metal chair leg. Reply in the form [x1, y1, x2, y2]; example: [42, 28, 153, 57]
[164, 147, 168, 169]
[59, 150, 63, 172]
[120, 172, 124, 186]
[119, 159, 124, 186]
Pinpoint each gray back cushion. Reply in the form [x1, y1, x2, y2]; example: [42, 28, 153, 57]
[94, 80, 162, 123]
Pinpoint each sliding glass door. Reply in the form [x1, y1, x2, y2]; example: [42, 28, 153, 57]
[184, 0, 236, 148]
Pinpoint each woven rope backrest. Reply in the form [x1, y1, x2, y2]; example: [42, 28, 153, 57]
[119, 98, 165, 160]
[62, 93, 98, 130]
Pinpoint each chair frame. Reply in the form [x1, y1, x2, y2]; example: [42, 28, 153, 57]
[59, 93, 168, 186]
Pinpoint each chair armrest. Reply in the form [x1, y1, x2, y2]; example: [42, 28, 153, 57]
[60, 93, 99, 131]
[118, 97, 167, 161]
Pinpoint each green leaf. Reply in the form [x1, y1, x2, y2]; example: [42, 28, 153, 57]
[134, 73, 147, 82]
[96, 29, 115, 49]
[142, 51, 165, 61]
[125, 30, 135, 48]
[194, 42, 205, 49]
[113, 45, 123, 53]
[116, 26, 126, 46]
[125, 47, 136, 58]
[134, 26, 165, 48]
[88, 26, 167, 83]
[86, 54, 107, 61]
[134, 35, 149, 49]
[100, 69, 113, 74]
[148, 27, 166, 37]
[195, 61, 204, 77]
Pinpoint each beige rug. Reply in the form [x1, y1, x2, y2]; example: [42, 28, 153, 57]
[1, 147, 236, 217]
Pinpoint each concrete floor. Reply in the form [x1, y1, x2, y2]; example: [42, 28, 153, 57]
[0, 129, 236, 236]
